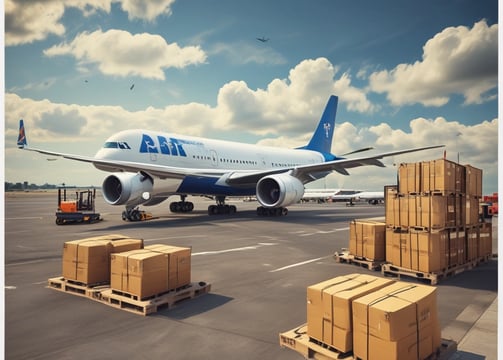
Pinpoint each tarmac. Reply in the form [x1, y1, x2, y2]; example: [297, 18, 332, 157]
[450, 213, 499, 360]
[452, 296, 498, 360]
[4, 192, 499, 359]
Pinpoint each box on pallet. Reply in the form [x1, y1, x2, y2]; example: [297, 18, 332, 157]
[465, 165, 483, 197]
[111, 245, 192, 299]
[349, 220, 386, 261]
[400, 159, 467, 194]
[352, 282, 441, 360]
[62, 234, 144, 285]
[479, 222, 493, 257]
[386, 228, 450, 273]
[306, 274, 395, 352]
[144, 244, 191, 290]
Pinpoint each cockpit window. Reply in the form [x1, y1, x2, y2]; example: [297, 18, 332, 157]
[104, 142, 118, 148]
[103, 142, 131, 149]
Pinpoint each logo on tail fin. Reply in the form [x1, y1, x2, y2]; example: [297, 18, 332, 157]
[17, 120, 27, 148]
[323, 123, 331, 138]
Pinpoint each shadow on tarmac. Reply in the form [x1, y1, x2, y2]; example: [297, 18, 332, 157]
[154, 293, 234, 319]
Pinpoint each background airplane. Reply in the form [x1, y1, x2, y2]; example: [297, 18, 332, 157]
[17, 95, 443, 220]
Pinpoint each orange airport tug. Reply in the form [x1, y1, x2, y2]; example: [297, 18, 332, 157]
[56, 187, 101, 225]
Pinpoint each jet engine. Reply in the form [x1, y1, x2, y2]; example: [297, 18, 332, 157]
[102, 172, 153, 207]
[256, 173, 304, 208]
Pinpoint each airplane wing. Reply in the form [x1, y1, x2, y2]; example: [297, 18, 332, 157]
[225, 144, 445, 186]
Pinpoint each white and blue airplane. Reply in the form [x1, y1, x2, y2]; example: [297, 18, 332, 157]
[17, 95, 443, 220]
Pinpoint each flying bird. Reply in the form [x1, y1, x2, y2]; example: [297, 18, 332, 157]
[256, 37, 269, 42]
[130, 84, 135, 90]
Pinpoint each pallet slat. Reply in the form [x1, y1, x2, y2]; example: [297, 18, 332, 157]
[279, 324, 457, 360]
[381, 255, 491, 285]
[333, 250, 385, 271]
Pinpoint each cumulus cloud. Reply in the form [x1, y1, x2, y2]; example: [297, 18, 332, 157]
[369, 20, 498, 106]
[43, 29, 207, 79]
[5, 0, 176, 46]
[5, 0, 66, 46]
[216, 58, 376, 137]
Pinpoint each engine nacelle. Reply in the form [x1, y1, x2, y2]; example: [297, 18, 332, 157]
[102, 172, 154, 207]
[256, 173, 305, 208]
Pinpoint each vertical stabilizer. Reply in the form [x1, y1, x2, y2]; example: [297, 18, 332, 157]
[303, 95, 338, 154]
[17, 119, 27, 148]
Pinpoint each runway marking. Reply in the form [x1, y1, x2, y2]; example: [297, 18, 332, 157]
[193, 242, 277, 256]
[5, 217, 43, 220]
[5, 286, 17, 290]
[298, 227, 349, 237]
[269, 256, 329, 273]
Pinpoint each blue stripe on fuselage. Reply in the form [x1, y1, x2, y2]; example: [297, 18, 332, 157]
[176, 176, 256, 196]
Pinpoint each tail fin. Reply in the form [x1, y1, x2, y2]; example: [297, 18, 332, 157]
[302, 95, 338, 155]
[17, 119, 27, 148]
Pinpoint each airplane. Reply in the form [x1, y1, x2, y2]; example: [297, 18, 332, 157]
[354, 191, 384, 205]
[16, 95, 444, 220]
[256, 37, 269, 42]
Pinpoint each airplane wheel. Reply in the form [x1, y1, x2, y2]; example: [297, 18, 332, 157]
[55, 218, 64, 225]
[122, 211, 128, 221]
[229, 205, 237, 214]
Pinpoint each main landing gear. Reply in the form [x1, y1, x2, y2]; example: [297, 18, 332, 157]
[208, 196, 237, 215]
[170, 195, 194, 213]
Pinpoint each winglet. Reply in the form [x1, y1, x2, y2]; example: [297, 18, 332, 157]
[17, 119, 27, 148]
[302, 95, 338, 155]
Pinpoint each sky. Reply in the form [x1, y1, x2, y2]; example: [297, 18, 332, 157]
[3, 0, 499, 194]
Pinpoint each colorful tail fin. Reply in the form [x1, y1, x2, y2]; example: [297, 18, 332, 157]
[17, 119, 27, 148]
[300, 95, 338, 155]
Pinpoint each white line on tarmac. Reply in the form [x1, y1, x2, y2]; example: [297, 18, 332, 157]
[192, 242, 278, 256]
[269, 256, 328, 273]
[5, 217, 43, 220]
[298, 227, 349, 237]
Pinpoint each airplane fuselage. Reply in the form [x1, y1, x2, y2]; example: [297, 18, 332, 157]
[94, 129, 325, 197]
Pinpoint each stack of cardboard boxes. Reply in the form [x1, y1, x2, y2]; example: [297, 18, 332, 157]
[111, 244, 191, 299]
[307, 274, 441, 360]
[349, 220, 387, 262]
[62, 234, 192, 300]
[385, 159, 490, 273]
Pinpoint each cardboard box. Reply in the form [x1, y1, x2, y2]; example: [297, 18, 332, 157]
[448, 229, 466, 267]
[465, 195, 480, 226]
[398, 163, 421, 194]
[384, 191, 400, 226]
[417, 230, 448, 273]
[111, 249, 170, 299]
[62, 234, 144, 285]
[352, 282, 440, 360]
[479, 223, 492, 257]
[144, 244, 191, 290]
[307, 274, 395, 352]
[349, 220, 386, 261]
[465, 165, 483, 197]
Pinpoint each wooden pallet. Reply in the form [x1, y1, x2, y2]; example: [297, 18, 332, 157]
[279, 324, 457, 360]
[333, 250, 385, 271]
[381, 255, 491, 285]
[92, 282, 211, 316]
[47, 277, 109, 298]
[47, 277, 211, 315]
